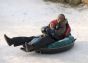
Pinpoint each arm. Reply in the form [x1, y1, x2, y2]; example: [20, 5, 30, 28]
[49, 23, 55, 29]
[55, 22, 66, 36]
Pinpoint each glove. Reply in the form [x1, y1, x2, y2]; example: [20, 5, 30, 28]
[46, 28, 55, 36]
[41, 26, 48, 34]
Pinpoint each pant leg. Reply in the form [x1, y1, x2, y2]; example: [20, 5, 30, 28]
[12, 36, 35, 46]
[31, 36, 56, 48]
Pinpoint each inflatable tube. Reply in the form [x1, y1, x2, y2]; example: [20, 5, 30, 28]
[36, 43, 74, 54]
[35, 35, 76, 54]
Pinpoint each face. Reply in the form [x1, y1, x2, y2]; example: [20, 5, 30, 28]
[57, 14, 65, 23]
[57, 16, 62, 23]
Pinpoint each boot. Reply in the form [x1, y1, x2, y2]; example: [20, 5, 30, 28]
[4, 34, 13, 46]
[20, 44, 26, 52]
[25, 42, 35, 52]
[20, 47, 26, 52]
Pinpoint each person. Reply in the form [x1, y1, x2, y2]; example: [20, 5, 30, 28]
[4, 14, 71, 52]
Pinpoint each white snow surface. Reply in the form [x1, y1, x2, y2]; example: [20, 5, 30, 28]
[0, 0, 88, 63]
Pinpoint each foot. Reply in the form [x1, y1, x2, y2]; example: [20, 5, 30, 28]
[25, 42, 34, 52]
[4, 34, 13, 46]
[20, 47, 26, 52]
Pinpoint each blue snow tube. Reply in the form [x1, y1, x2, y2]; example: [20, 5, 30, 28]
[36, 35, 76, 54]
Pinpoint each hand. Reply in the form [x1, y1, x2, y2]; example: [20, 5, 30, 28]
[50, 23, 54, 29]
[41, 26, 48, 33]
[46, 28, 55, 36]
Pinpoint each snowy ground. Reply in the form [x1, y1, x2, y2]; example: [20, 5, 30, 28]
[0, 0, 88, 63]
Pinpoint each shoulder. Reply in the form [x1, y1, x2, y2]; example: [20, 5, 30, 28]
[50, 19, 58, 24]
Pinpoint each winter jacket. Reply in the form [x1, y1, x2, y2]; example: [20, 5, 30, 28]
[48, 19, 70, 40]
[41, 19, 71, 40]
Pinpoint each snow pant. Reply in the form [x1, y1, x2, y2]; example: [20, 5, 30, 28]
[12, 36, 35, 46]
[29, 35, 56, 49]
[12, 35, 56, 48]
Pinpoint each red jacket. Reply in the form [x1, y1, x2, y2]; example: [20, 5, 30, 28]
[49, 19, 58, 28]
[49, 19, 71, 39]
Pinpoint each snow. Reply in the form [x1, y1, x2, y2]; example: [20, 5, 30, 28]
[0, 0, 88, 63]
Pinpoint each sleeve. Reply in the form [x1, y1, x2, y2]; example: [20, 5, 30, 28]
[49, 23, 54, 29]
[41, 26, 48, 34]
[49, 20, 57, 29]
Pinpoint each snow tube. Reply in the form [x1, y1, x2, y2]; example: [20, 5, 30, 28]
[35, 35, 76, 54]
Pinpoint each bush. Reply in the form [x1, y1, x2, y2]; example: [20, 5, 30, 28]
[44, 0, 82, 5]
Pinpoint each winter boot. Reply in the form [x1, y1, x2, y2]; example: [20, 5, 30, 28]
[20, 47, 26, 52]
[25, 42, 35, 52]
[20, 44, 26, 52]
[4, 34, 13, 46]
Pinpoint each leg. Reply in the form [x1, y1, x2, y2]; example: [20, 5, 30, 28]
[12, 36, 34, 46]
[25, 35, 56, 52]
[4, 34, 35, 46]
[33, 36, 56, 48]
